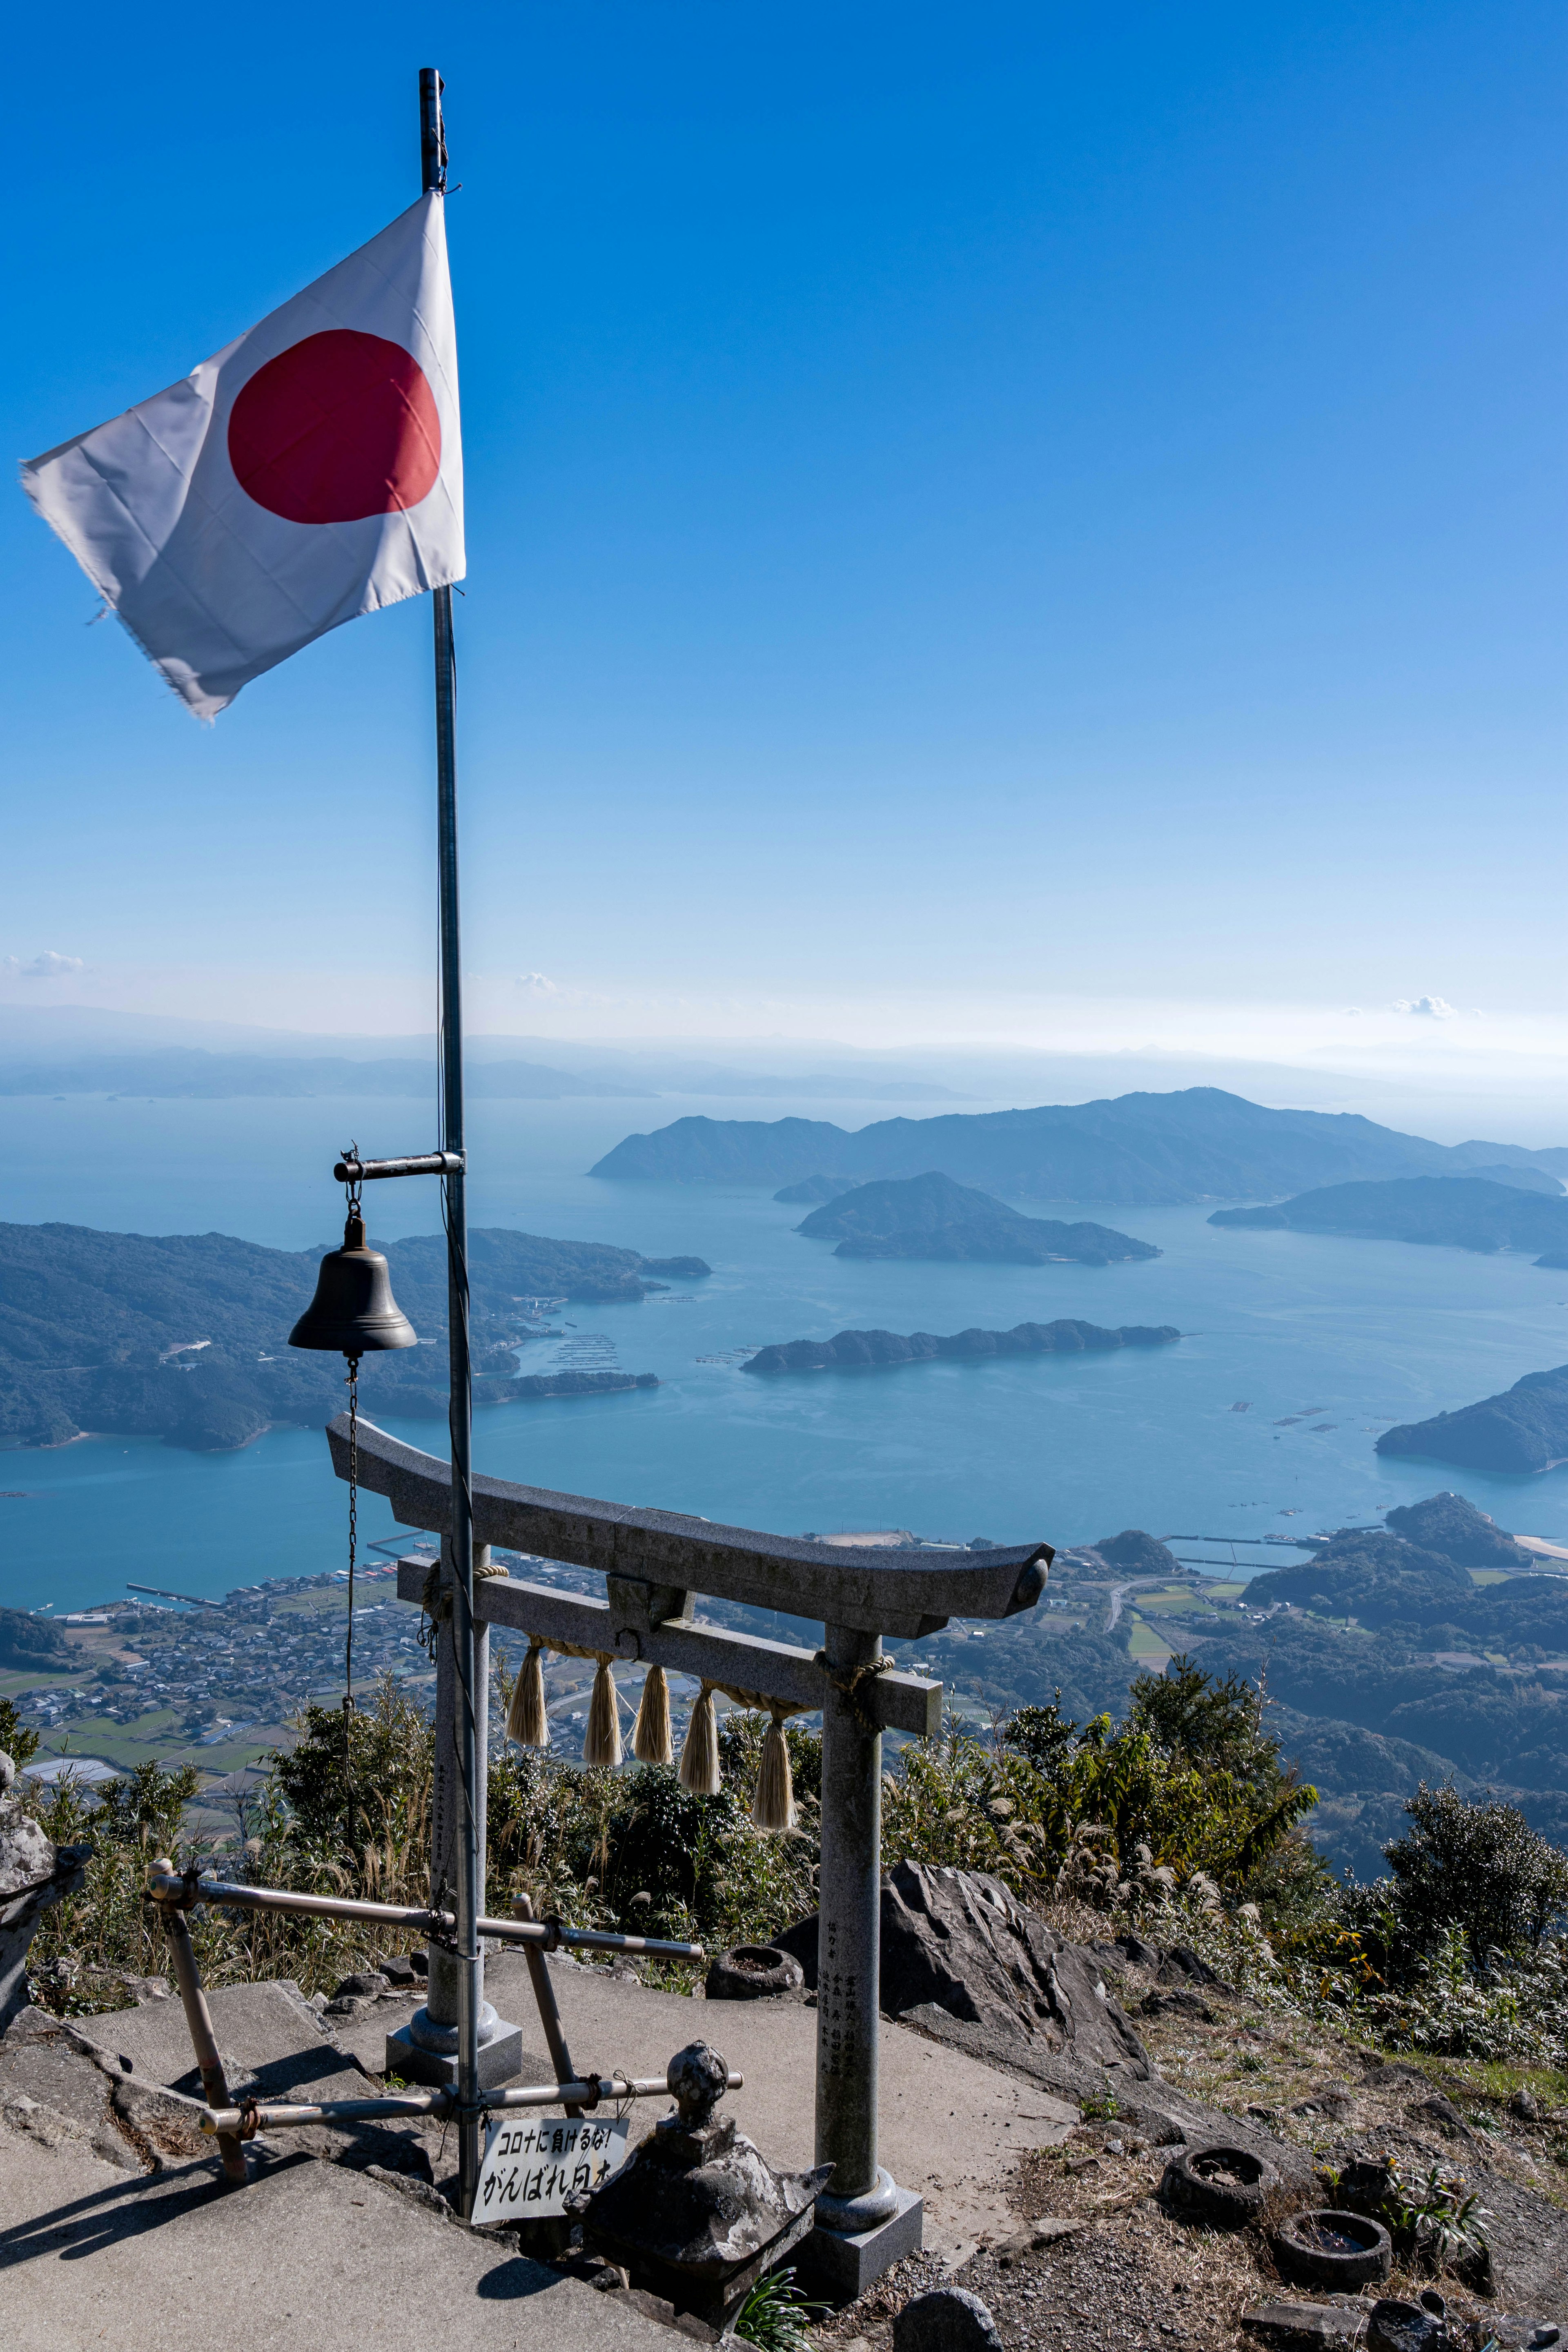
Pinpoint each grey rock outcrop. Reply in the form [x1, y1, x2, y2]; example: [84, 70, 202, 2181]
[778, 1860, 1152, 2091]
[0, 1756, 93, 2038]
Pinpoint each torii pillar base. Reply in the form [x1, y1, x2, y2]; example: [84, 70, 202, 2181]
[802, 2179, 925, 2300]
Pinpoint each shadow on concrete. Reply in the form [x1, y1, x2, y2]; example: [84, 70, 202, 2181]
[0, 2149, 311, 2270]
[473, 2255, 563, 2301]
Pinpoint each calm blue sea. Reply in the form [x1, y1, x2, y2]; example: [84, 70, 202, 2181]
[7, 1091, 1568, 1617]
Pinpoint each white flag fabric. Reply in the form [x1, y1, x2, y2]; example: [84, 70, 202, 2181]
[21, 195, 463, 721]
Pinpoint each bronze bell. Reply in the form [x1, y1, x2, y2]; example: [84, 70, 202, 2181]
[289, 1209, 418, 1359]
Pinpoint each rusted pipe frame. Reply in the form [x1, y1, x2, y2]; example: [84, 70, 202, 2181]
[149, 1868, 247, 2184]
[392, 1557, 945, 1737]
[476, 1913, 703, 1960]
[148, 1871, 455, 1932]
[332, 1151, 464, 1182]
[199, 2068, 744, 2136]
[147, 1871, 704, 1962]
[337, 1415, 1050, 1637]
[512, 1891, 581, 2116]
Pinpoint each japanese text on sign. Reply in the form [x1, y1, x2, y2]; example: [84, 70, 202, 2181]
[473, 2113, 631, 2225]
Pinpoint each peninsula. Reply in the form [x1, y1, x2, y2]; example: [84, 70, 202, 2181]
[0, 1221, 704, 1451]
[1376, 1362, 1568, 1474]
[1208, 1175, 1568, 1253]
[792, 1170, 1160, 1263]
[590, 1086, 1568, 1205]
[742, 1317, 1180, 1374]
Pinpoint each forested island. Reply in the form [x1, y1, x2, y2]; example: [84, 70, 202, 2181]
[743, 1317, 1180, 1374]
[1377, 1361, 1568, 1474]
[0, 1221, 705, 1450]
[590, 1085, 1568, 1203]
[1209, 1174, 1568, 1252]
[790, 1170, 1160, 1263]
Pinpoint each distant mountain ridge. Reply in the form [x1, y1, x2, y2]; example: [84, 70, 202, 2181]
[0, 1047, 971, 1103]
[1209, 1176, 1568, 1253]
[793, 1172, 1160, 1264]
[0, 1051, 639, 1100]
[590, 1087, 1568, 1206]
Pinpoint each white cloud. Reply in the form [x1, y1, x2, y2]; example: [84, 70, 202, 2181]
[3, 950, 84, 979]
[514, 972, 558, 996]
[1392, 994, 1455, 1019]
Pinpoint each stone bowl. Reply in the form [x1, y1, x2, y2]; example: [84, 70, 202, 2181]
[1273, 2208, 1393, 2291]
[1161, 2143, 1277, 2228]
[704, 1944, 805, 2002]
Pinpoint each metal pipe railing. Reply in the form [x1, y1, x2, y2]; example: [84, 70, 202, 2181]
[147, 1872, 705, 1962]
[200, 2067, 743, 2137]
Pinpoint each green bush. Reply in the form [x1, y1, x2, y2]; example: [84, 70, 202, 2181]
[1385, 1782, 1568, 1960]
[0, 1695, 40, 1769]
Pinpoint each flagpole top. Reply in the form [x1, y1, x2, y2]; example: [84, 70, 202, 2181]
[420, 68, 447, 196]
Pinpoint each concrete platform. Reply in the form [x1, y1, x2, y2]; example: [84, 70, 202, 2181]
[483, 1953, 1078, 2265]
[0, 2124, 679, 2352]
[74, 1979, 373, 2110]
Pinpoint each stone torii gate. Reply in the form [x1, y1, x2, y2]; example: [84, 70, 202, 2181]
[332, 1416, 1050, 2294]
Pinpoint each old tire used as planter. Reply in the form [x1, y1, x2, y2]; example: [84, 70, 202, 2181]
[1162, 2143, 1276, 2229]
[704, 1944, 805, 2002]
[1272, 2209, 1393, 2292]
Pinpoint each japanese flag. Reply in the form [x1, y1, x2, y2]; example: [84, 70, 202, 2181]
[21, 195, 463, 721]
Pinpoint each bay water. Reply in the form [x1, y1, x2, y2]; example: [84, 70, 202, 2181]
[7, 1090, 1568, 1617]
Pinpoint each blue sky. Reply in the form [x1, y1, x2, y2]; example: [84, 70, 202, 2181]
[2, 4, 1564, 1113]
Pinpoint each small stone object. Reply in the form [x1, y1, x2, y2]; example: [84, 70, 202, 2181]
[573, 2040, 831, 2329]
[893, 2287, 1004, 2352]
[332, 1970, 390, 2001]
[1291, 2092, 1354, 2122]
[1114, 1933, 1161, 1968]
[1366, 2298, 1446, 2352]
[704, 1944, 805, 2002]
[1509, 2088, 1543, 2124]
[378, 1954, 421, 1989]
[1241, 2303, 1366, 2350]
[0, 1752, 14, 1795]
[120, 1974, 172, 2005]
[1406, 2093, 1470, 2138]
[1334, 2157, 1395, 2216]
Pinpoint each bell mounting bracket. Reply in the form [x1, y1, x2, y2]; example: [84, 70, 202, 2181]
[334, 1150, 465, 1183]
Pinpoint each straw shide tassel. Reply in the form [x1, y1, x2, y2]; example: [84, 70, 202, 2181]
[632, 1663, 674, 1765]
[507, 1641, 550, 1748]
[679, 1682, 721, 1795]
[583, 1654, 623, 1768]
[751, 1710, 796, 1832]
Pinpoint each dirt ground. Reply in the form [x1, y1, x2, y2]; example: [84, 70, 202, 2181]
[816, 1960, 1568, 2352]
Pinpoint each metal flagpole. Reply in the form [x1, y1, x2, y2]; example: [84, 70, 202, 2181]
[419, 62, 482, 2218]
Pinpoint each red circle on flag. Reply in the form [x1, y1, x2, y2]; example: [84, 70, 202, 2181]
[227, 329, 442, 524]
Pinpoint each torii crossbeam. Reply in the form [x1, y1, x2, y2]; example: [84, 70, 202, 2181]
[333, 1415, 1051, 2294]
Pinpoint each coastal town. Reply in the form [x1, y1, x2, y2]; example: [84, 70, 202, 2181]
[2, 1533, 1298, 1804]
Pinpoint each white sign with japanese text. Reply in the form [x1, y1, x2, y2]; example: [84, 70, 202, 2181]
[473, 2112, 631, 2225]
